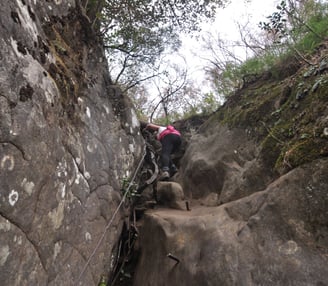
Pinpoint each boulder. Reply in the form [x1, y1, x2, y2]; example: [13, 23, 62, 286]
[177, 124, 272, 204]
[157, 181, 186, 210]
[134, 158, 328, 286]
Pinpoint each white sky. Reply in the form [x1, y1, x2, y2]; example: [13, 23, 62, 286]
[145, 0, 281, 117]
[210, 0, 279, 40]
[178, 0, 280, 93]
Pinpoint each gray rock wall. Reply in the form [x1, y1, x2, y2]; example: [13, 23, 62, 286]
[134, 83, 328, 285]
[177, 124, 272, 204]
[0, 1, 143, 285]
[134, 158, 328, 286]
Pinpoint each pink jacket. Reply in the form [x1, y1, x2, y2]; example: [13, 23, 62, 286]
[157, 125, 181, 141]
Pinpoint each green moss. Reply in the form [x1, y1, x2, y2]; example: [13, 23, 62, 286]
[206, 46, 328, 175]
[290, 139, 326, 164]
[275, 138, 328, 172]
[260, 133, 283, 168]
[316, 77, 328, 101]
[219, 91, 278, 130]
[222, 108, 246, 128]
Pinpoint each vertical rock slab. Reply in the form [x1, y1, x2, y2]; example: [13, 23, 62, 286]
[0, 1, 144, 285]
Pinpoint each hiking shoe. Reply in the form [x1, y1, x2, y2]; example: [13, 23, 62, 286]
[159, 171, 170, 181]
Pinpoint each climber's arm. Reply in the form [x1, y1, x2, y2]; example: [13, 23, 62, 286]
[145, 123, 160, 131]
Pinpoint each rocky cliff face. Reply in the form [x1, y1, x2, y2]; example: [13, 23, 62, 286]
[135, 159, 328, 286]
[134, 42, 328, 285]
[0, 1, 144, 285]
[1, 1, 328, 286]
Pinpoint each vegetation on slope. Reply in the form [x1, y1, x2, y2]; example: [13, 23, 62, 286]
[209, 39, 328, 175]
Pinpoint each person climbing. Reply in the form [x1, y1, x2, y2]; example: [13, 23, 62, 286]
[141, 122, 181, 181]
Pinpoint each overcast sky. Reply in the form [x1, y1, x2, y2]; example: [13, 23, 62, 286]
[178, 0, 280, 92]
[147, 0, 281, 116]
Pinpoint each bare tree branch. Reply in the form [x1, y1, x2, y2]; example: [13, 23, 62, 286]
[149, 65, 188, 122]
[122, 73, 162, 93]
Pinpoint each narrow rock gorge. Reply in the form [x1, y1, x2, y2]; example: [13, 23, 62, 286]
[1, 1, 327, 286]
[133, 40, 328, 285]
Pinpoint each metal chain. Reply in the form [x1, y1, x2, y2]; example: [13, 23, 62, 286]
[76, 147, 147, 284]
